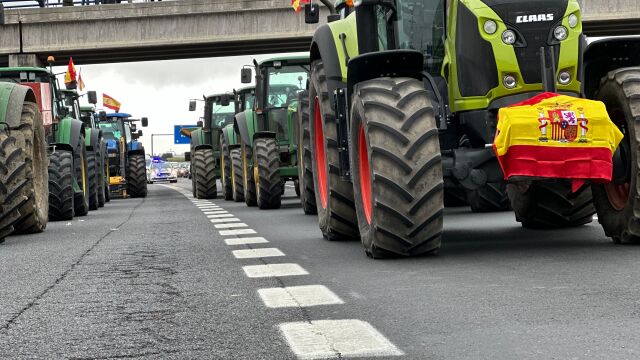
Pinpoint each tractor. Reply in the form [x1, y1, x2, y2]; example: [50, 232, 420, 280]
[235, 56, 309, 209]
[295, 88, 315, 214]
[187, 92, 235, 199]
[221, 86, 255, 202]
[97, 112, 148, 199]
[80, 105, 110, 207]
[302, 0, 640, 257]
[0, 63, 91, 226]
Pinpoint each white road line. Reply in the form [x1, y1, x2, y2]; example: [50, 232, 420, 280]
[279, 320, 404, 359]
[214, 223, 248, 229]
[200, 207, 222, 211]
[207, 214, 235, 218]
[204, 211, 229, 215]
[258, 285, 344, 308]
[232, 248, 285, 259]
[210, 218, 241, 223]
[224, 237, 269, 245]
[242, 263, 308, 278]
[196, 205, 219, 208]
[220, 229, 257, 236]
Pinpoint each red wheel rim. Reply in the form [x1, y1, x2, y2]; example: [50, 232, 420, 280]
[358, 124, 372, 224]
[314, 97, 328, 209]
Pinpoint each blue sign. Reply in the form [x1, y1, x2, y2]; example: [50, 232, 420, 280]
[174, 125, 199, 144]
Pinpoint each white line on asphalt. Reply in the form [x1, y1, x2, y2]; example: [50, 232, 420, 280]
[196, 204, 219, 208]
[214, 223, 248, 229]
[279, 320, 404, 359]
[224, 237, 269, 245]
[207, 214, 235, 218]
[210, 218, 241, 223]
[258, 285, 344, 308]
[232, 248, 285, 259]
[204, 211, 229, 215]
[200, 207, 222, 211]
[242, 263, 308, 278]
[219, 229, 257, 236]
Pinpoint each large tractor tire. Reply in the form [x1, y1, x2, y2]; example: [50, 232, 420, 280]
[127, 154, 148, 198]
[191, 160, 197, 197]
[73, 139, 90, 217]
[48, 150, 74, 221]
[591, 67, 640, 243]
[508, 181, 594, 228]
[0, 129, 28, 242]
[254, 138, 281, 209]
[350, 77, 444, 258]
[220, 135, 233, 200]
[230, 148, 244, 202]
[467, 182, 510, 213]
[13, 102, 48, 234]
[87, 151, 99, 211]
[193, 148, 217, 199]
[296, 90, 317, 214]
[310, 61, 358, 241]
[97, 140, 106, 208]
[242, 143, 257, 206]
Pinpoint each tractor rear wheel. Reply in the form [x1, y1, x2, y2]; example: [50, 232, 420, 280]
[0, 129, 28, 242]
[591, 67, 640, 243]
[73, 139, 90, 217]
[254, 138, 281, 209]
[97, 140, 106, 208]
[193, 148, 216, 199]
[220, 135, 233, 200]
[191, 160, 197, 197]
[48, 150, 74, 221]
[350, 77, 443, 258]
[230, 148, 244, 202]
[13, 101, 48, 234]
[296, 90, 316, 214]
[508, 181, 594, 228]
[242, 143, 257, 206]
[87, 151, 99, 210]
[467, 182, 510, 213]
[127, 154, 148, 198]
[310, 60, 358, 240]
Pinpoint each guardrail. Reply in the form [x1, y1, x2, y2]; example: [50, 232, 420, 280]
[0, 0, 153, 9]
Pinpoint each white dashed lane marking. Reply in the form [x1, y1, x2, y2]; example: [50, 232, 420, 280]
[258, 285, 344, 308]
[243, 263, 308, 278]
[214, 223, 248, 229]
[232, 248, 285, 259]
[210, 218, 240, 223]
[279, 320, 404, 359]
[204, 211, 229, 215]
[207, 214, 234, 218]
[219, 229, 257, 236]
[224, 237, 269, 245]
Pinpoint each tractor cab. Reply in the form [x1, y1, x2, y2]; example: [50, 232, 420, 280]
[234, 86, 256, 114]
[206, 93, 236, 130]
[79, 106, 97, 129]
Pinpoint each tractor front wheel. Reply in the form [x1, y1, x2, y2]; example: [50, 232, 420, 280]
[97, 140, 106, 208]
[73, 139, 90, 217]
[221, 135, 233, 200]
[193, 148, 217, 199]
[254, 138, 281, 209]
[349, 77, 443, 258]
[231, 148, 245, 202]
[467, 182, 510, 213]
[48, 150, 74, 221]
[87, 151, 99, 210]
[242, 143, 257, 206]
[0, 129, 28, 241]
[297, 89, 316, 214]
[127, 154, 148, 198]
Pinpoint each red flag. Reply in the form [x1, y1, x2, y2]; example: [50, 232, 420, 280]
[291, 0, 309, 13]
[64, 57, 77, 87]
[103, 93, 121, 112]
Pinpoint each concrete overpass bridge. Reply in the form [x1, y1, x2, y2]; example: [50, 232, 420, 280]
[0, 0, 638, 66]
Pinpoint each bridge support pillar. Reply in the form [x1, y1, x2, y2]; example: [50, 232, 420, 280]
[8, 54, 43, 68]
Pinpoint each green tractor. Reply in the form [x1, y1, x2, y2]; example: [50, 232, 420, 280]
[187, 92, 235, 199]
[235, 56, 309, 209]
[97, 112, 148, 199]
[303, 0, 640, 257]
[0, 64, 91, 225]
[80, 105, 110, 207]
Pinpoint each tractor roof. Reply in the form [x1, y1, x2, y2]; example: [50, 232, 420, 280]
[205, 92, 234, 100]
[236, 86, 255, 93]
[259, 55, 309, 66]
[80, 106, 95, 111]
[0, 66, 50, 74]
[106, 113, 132, 118]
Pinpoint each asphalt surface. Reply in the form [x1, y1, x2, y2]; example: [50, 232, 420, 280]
[1, 178, 639, 359]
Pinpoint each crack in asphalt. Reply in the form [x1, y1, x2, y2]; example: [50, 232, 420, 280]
[0, 197, 146, 333]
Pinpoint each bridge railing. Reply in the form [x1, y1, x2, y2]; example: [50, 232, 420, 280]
[0, 0, 157, 9]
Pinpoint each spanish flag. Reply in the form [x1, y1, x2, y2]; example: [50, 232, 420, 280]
[291, 0, 309, 13]
[64, 57, 77, 89]
[77, 69, 85, 91]
[494, 92, 623, 183]
[103, 93, 121, 112]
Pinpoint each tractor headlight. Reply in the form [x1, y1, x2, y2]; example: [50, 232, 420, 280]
[558, 71, 572, 85]
[553, 25, 568, 41]
[483, 20, 497, 35]
[501, 30, 516, 45]
[568, 13, 579, 28]
[503, 75, 517, 89]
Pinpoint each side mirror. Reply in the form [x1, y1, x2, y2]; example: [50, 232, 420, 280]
[141, 117, 148, 127]
[241, 68, 252, 84]
[137, 130, 143, 136]
[189, 100, 196, 111]
[87, 91, 97, 105]
[98, 111, 107, 122]
[130, 123, 137, 132]
[221, 94, 230, 107]
[197, 120, 203, 128]
[305, 3, 320, 24]
[184, 151, 191, 162]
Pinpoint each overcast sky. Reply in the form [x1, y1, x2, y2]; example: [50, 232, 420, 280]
[55, 52, 304, 156]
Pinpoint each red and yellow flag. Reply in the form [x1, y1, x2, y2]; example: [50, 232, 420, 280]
[494, 92, 623, 184]
[103, 93, 121, 112]
[291, 0, 309, 13]
[64, 57, 77, 87]
[77, 69, 85, 91]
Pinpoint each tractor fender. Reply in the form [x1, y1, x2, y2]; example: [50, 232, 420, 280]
[583, 37, 640, 98]
[0, 83, 37, 129]
[55, 117, 85, 153]
[234, 110, 258, 147]
[190, 128, 212, 151]
[86, 127, 100, 151]
[346, 50, 424, 98]
[253, 131, 276, 141]
[128, 148, 145, 157]
[222, 124, 238, 148]
[310, 24, 344, 107]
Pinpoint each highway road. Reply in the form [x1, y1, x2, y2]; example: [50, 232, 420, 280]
[1, 178, 639, 359]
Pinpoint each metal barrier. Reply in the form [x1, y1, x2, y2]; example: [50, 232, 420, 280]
[0, 0, 154, 9]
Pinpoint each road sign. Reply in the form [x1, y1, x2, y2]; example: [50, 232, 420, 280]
[174, 125, 198, 144]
